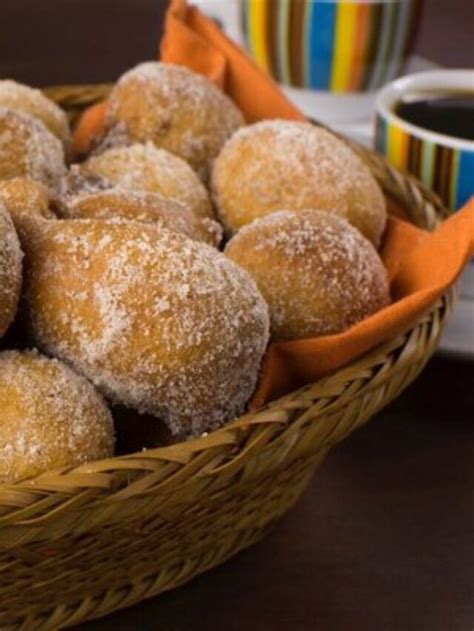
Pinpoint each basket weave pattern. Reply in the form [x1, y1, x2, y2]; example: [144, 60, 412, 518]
[0, 85, 454, 630]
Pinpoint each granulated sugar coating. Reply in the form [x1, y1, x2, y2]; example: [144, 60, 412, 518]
[0, 350, 114, 483]
[62, 189, 222, 247]
[0, 177, 57, 242]
[24, 219, 270, 436]
[212, 120, 387, 247]
[60, 167, 116, 201]
[0, 202, 22, 338]
[225, 210, 390, 341]
[103, 62, 245, 181]
[0, 107, 66, 190]
[78, 143, 215, 220]
[0, 80, 71, 146]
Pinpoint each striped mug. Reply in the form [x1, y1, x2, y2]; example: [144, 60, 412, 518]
[375, 70, 474, 211]
[193, 0, 421, 121]
[241, 0, 421, 93]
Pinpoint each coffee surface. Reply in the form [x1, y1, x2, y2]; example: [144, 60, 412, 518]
[395, 92, 474, 141]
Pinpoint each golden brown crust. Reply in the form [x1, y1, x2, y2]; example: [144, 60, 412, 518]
[0, 107, 66, 190]
[225, 210, 390, 341]
[62, 189, 222, 247]
[212, 120, 387, 247]
[103, 62, 245, 181]
[0, 80, 71, 146]
[24, 219, 269, 436]
[75, 143, 215, 220]
[0, 177, 57, 242]
[0, 202, 22, 339]
[0, 350, 114, 483]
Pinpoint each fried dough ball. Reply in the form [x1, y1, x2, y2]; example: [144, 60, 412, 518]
[0, 350, 114, 483]
[0, 202, 22, 338]
[61, 189, 222, 246]
[225, 210, 390, 341]
[0, 80, 70, 146]
[102, 62, 245, 180]
[24, 219, 270, 436]
[69, 143, 214, 220]
[212, 120, 387, 247]
[59, 167, 115, 201]
[0, 177, 56, 241]
[0, 107, 66, 189]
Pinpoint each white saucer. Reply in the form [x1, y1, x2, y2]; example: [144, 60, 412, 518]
[282, 56, 439, 128]
[438, 266, 474, 360]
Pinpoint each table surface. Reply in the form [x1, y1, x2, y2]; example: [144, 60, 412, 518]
[76, 357, 474, 631]
[1, 0, 473, 85]
[2, 2, 473, 630]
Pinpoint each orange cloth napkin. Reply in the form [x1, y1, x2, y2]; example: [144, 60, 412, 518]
[73, 100, 108, 155]
[252, 208, 473, 407]
[73, 0, 474, 409]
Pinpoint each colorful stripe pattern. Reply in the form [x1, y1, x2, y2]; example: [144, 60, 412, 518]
[375, 114, 474, 210]
[242, 0, 421, 93]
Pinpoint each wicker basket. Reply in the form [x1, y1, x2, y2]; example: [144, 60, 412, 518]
[0, 85, 455, 631]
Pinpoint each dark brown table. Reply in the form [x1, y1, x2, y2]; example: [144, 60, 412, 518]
[1, 0, 473, 85]
[2, 2, 473, 629]
[77, 357, 474, 631]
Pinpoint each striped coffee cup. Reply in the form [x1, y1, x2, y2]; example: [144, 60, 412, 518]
[241, 0, 421, 92]
[193, 1, 421, 93]
[375, 70, 474, 211]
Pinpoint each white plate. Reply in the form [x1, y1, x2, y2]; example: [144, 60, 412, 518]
[438, 266, 474, 360]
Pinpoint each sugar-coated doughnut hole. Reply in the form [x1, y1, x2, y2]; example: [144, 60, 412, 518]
[72, 143, 215, 220]
[0, 202, 22, 339]
[24, 218, 270, 436]
[0, 349, 114, 483]
[61, 189, 222, 247]
[225, 210, 390, 341]
[102, 62, 245, 181]
[0, 107, 66, 190]
[0, 177, 57, 243]
[0, 80, 71, 147]
[212, 120, 387, 247]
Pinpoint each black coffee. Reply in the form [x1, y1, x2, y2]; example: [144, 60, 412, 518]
[395, 91, 474, 141]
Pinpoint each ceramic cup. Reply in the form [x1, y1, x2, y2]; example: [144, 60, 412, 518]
[375, 69, 474, 211]
[193, 0, 421, 122]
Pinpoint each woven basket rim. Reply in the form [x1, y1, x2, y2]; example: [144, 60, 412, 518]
[0, 291, 453, 490]
[0, 82, 453, 493]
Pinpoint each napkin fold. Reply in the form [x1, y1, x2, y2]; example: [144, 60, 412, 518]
[72, 0, 474, 408]
[251, 208, 473, 407]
